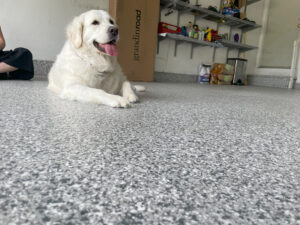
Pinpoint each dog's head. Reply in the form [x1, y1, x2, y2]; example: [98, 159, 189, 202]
[67, 10, 119, 57]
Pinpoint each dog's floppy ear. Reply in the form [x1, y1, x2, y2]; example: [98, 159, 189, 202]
[67, 15, 84, 48]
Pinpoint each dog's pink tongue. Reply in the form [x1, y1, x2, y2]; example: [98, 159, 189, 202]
[102, 44, 118, 56]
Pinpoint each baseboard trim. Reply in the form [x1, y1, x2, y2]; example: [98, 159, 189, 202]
[247, 74, 290, 89]
[154, 72, 198, 83]
[33, 60, 53, 80]
[33, 61, 297, 89]
[154, 72, 292, 88]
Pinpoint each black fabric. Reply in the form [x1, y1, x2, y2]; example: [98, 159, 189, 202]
[0, 47, 34, 80]
[0, 69, 34, 80]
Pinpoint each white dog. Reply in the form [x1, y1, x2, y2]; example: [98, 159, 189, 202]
[48, 10, 144, 108]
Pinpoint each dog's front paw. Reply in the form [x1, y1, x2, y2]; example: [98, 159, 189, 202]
[124, 93, 139, 103]
[109, 96, 131, 108]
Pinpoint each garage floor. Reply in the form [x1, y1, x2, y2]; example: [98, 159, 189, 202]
[0, 80, 299, 224]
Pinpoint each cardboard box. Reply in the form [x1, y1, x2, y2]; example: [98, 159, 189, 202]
[109, 0, 160, 82]
[239, 12, 247, 20]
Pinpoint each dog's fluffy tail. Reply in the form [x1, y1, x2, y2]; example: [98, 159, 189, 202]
[134, 85, 146, 92]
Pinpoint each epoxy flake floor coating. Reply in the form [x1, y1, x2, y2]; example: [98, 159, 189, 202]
[0, 81, 300, 225]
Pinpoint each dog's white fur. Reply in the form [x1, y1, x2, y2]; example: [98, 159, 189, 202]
[48, 10, 140, 108]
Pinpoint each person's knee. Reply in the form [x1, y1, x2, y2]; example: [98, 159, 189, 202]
[24, 73, 34, 80]
[14, 47, 33, 59]
[21, 70, 34, 80]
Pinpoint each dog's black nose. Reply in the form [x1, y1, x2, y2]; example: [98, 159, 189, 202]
[108, 27, 118, 37]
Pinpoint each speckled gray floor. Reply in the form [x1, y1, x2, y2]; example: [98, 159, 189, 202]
[0, 80, 300, 225]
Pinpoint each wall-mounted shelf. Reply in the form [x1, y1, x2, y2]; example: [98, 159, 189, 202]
[158, 0, 262, 60]
[160, 0, 261, 32]
[223, 15, 260, 32]
[158, 33, 257, 57]
[220, 39, 257, 52]
[158, 33, 218, 48]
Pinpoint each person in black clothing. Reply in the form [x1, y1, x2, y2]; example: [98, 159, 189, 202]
[0, 26, 34, 80]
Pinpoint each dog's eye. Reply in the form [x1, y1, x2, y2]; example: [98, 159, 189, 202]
[109, 19, 114, 25]
[92, 20, 99, 25]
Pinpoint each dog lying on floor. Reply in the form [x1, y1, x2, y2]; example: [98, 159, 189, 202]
[48, 10, 144, 108]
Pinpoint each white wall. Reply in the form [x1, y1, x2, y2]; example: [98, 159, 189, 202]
[155, 0, 265, 76]
[0, 0, 108, 61]
[242, 0, 265, 75]
[259, 0, 300, 68]
[297, 42, 300, 84]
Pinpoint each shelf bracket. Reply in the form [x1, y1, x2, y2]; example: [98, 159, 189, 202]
[190, 44, 194, 59]
[174, 39, 187, 57]
[174, 40, 178, 57]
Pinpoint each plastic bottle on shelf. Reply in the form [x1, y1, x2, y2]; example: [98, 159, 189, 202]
[187, 21, 194, 38]
[198, 64, 211, 84]
[199, 27, 206, 41]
